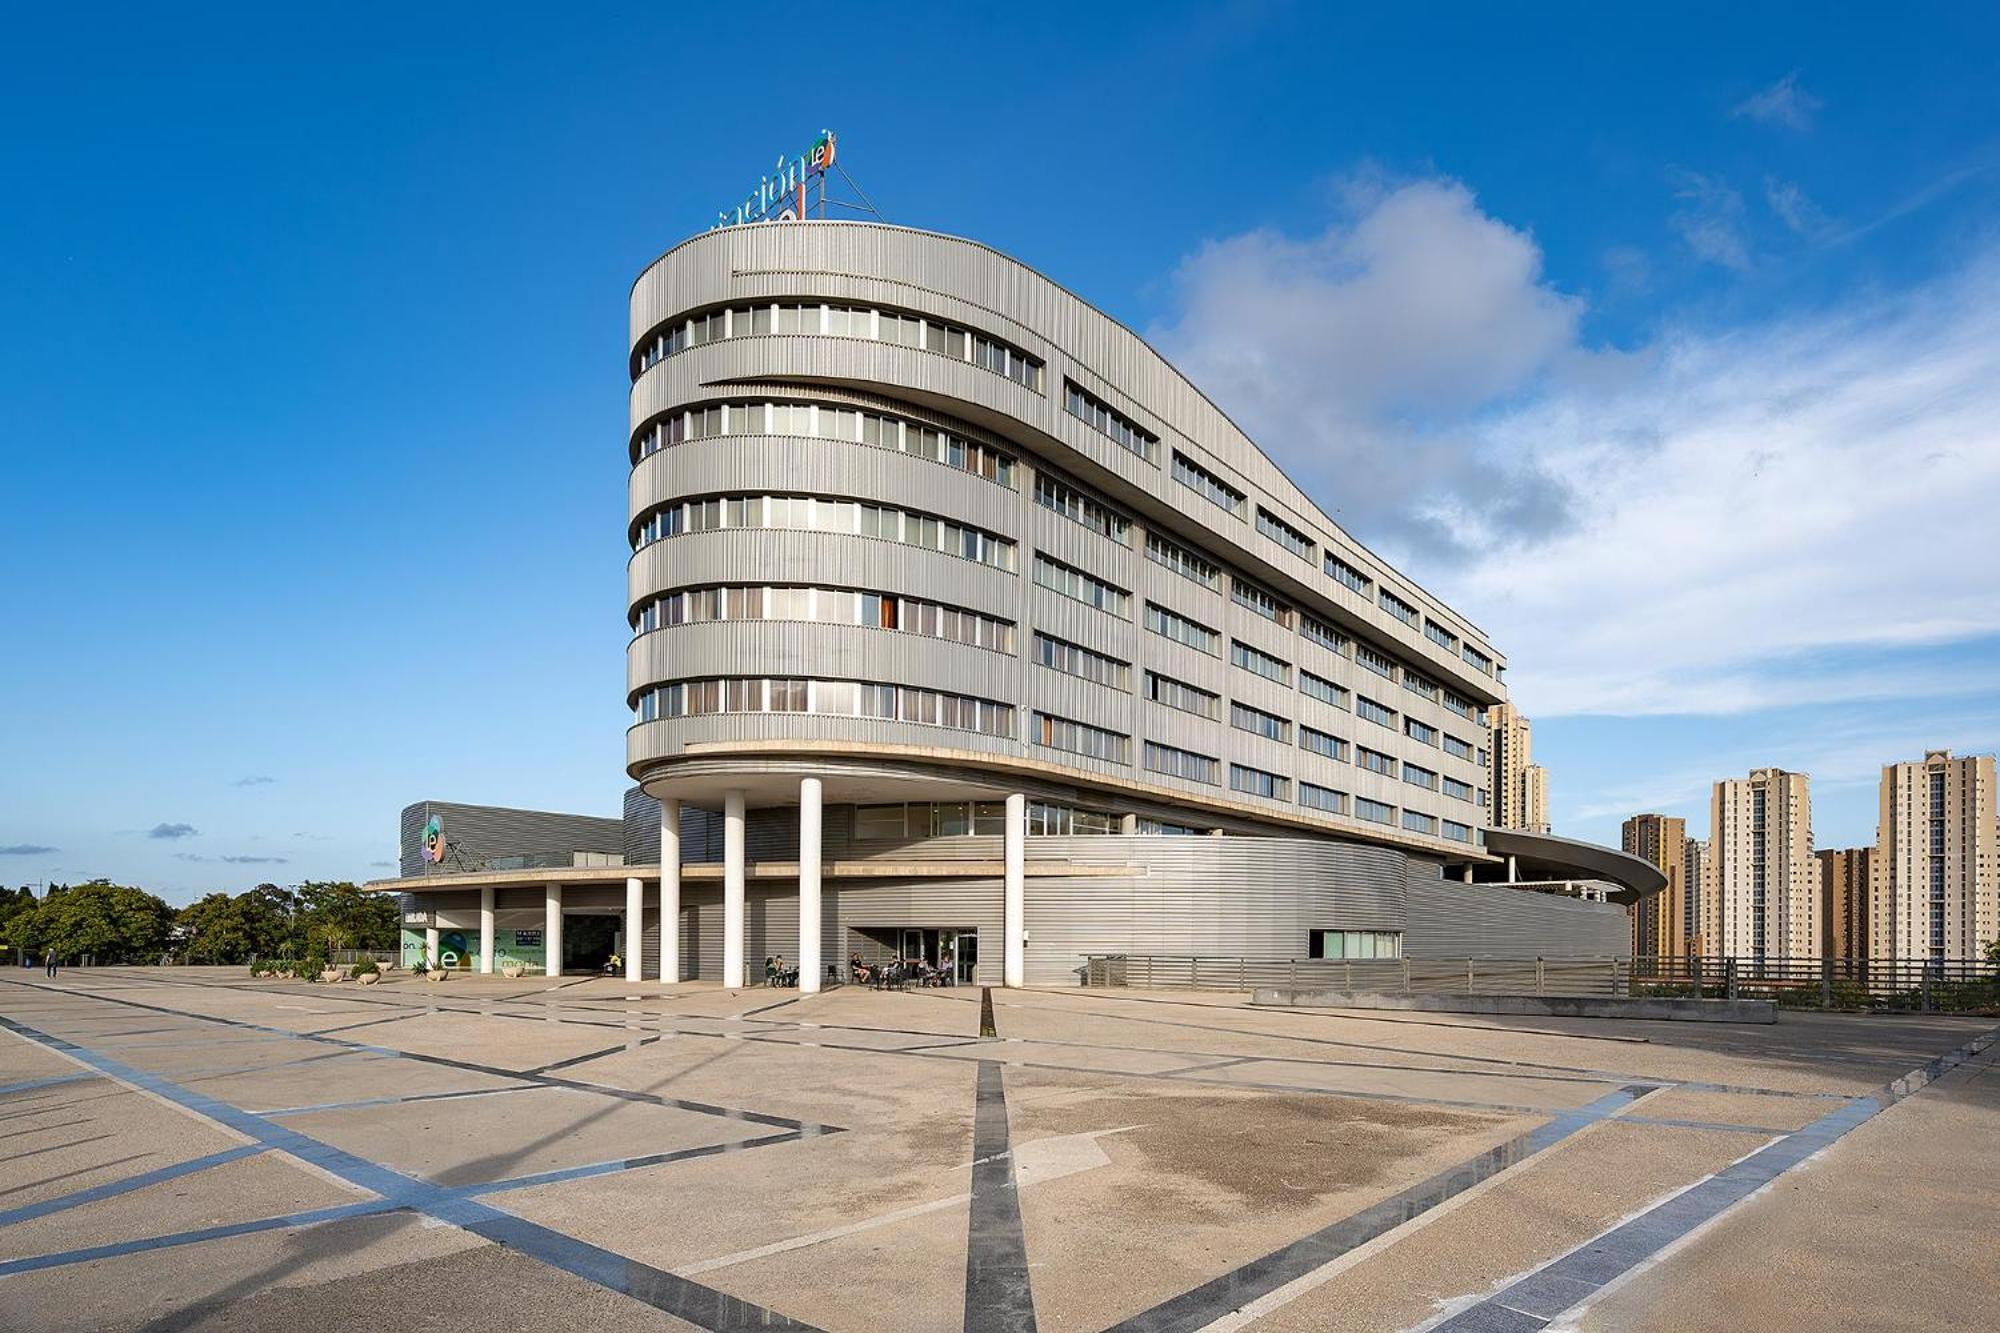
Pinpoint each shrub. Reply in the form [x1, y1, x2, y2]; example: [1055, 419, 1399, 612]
[351, 955, 379, 978]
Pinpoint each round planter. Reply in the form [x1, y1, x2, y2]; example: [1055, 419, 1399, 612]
[424, 969, 448, 982]
[500, 964, 524, 980]
[355, 971, 380, 986]
[319, 968, 343, 984]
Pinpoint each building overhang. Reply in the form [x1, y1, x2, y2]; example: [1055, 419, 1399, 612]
[365, 860, 1134, 895]
[1481, 828, 1669, 905]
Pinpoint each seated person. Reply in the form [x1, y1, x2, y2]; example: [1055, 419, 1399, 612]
[764, 955, 778, 985]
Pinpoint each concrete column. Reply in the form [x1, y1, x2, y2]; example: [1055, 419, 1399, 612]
[1461, 864, 1474, 884]
[1506, 854, 1519, 882]
[660, 798, 680, 985]
[1004, 792, 1026, 988]
[624, 876, 643, 983]
[478, 886, 495, 973]
[723, 789, 746, 989]
[544, 882, 563, 978]
[798, 778, 822, 994]
[424, 925, 439, 971]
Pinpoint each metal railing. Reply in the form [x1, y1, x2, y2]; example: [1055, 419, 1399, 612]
[1630, 956, 2000, 1013]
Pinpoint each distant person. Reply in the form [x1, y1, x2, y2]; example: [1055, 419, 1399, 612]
[44, 950, 58, 978]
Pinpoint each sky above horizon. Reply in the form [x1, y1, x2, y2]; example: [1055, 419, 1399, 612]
[4, 3, 1997, 905]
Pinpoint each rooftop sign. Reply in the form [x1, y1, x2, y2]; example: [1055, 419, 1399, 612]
[712, 130, 837, 229]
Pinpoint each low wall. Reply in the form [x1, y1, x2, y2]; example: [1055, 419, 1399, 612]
[1252, 988, 1777, 1024]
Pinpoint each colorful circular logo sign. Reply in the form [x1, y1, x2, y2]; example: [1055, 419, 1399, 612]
[423, 815, 445, 864]
[809, 130, 837, 174]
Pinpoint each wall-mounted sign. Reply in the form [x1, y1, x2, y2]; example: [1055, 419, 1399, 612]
[712, 130, 837, 229]
[423, 814, 446, 864]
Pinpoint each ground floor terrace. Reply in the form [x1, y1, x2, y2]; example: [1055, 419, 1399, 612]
[0, 967, 1993, 1332]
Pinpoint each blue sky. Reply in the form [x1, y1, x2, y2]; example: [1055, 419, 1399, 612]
[4, 2, 1997, 903]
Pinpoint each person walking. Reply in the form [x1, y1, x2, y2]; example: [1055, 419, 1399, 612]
[44, 950, 58, 978]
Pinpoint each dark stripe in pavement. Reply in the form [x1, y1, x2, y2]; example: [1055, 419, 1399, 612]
[1431, 1027, 2000, 1331]
[0, 1144, 266, 1228]
[963, 1059, 1036, 1333]
[1101, 1083, 1653, 1333]
[0, 1073, 100, 1098]
[979, 988, 997, 1039]
[524, 1033, 664, 1075]
[0, 1009, 826, 1330]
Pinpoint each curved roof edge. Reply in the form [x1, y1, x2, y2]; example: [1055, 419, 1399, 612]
[1481, 828, 1668, 905]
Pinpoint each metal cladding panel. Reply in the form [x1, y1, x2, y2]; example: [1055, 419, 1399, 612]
[628, 529, 1018, 620]
[1405, 875, 1630, 959]
[398, 801, 623, 879]
[628, 622, 1016, 706]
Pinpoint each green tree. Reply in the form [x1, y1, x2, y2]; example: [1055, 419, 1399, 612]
[295, 881, 397, 955]
[26, 880, 173, 964]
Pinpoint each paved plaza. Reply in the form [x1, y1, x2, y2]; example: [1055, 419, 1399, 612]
[0, 969, 1994, 1332]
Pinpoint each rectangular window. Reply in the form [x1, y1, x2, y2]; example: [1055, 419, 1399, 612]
[1462, 644, 1494, 674]
[1146, 671, 1219, 718]
[1310, 929, 1403, 959]
[1256, 507, 1314, 560]
[1403, 671, 1440, 703]
[1300, 615, 1349, 655]
[853, 804, 912, 839]
[1034, 473, 1130, 544]
[1230, 577, 1292, 627]
[1230, 701, 1290, 742]
[1145, 602, 1220, 655]
[1172, 451, 1247, 517]
[1144, 531, 1221, 590]
[1230, 763, 1289, 800]
[1035, 712, 1129, 763]
[1442, 733, 1475, 761]
[1063, 380, 1158, 463]
[1443, 776, 1474, 801]
[1033, 632, 1130, 690]
[1355, 644, 1396, 679]
[1406, 718, 1438, 746]
[1325, 553, 1371, 595]
[1027, 802, 1118, 836]
[1033, 553, 1129, 617]
[1424, 619, 1459, 652]
[1300, 726, 1347, 761]
[1442, 689, 1477, 720]
[1357, 696, 1396, 728]
[1442, 820, 1473, 843]
[1300, 671, 1349, 709]
[1230, 640, 1291, 685]
[1358, 746, 1396, 776]
[1402, 810, 1437, 835]
[1404, 763, 1438, 791]
[1380, 589, 1419, 626]
[1145, 740, 1219, 785]
[1355, 797, 1396, 825]
[1300, 783, 1346, 814]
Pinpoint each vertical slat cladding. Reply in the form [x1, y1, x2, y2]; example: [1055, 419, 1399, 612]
[1405, 876, 1629, 959]
[398, 801, 624, 878]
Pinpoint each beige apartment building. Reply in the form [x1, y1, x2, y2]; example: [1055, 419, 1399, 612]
[1711, 768, 1816, 960]
[1490, 702, 1551, 833]
[1872, 750, 1998, 961]
[1624, 813, 1689, 959]
[1683, 836, 1717, 954]
[1817, 846, 1872, 961]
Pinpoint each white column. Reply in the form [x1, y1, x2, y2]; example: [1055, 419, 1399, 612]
[798, 778, 822, 994]
[624, 876, 643, 983]
[660, 798, 681, 985]
[1003, 792, 1026, 988]
[544, 882, 563, 978]
[723, 789, 746, 989]
[424, 924, 439, 971]
[478, 886, 495, 973]
[1507, 854, 1520, 882]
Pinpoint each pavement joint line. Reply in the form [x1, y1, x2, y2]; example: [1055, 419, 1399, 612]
[0, 977, 841, 1137]
[0, 1073, 101, 1098]
[0, 1144, 268, 1229]
[1612, 1112, 1800, 1135]
[963, 1059, 1037, 1333]
[1428, 1025, 2000, 1331]
[521, 1033, 666, 1076]
[0, 1005, 829, 1331]
[256, 1083, 550, 1118]
[1100, 1082, 1658, 1333]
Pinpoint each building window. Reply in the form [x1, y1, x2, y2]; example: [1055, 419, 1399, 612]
[1300, 615, 1349, 655]
[1355, 644, 1396, 679]
[1145, 602, 1221, 655]
[854, 800, 1011, 839]
[1034, 473, 1130, 544]
[1256, 507, 1315, 560]
[1300, 783, 1347, 815]
[1358, 746, 1396, 776]
[1380, 589, 1419, 626]
[636, 398, 1017, 487]
[1146, 671, 1219, 719]
[1230, 640, 1291, 685]
[1144, 531, 1222, 590]
[1063, 380, 1158, 463]
[1325, 553, 1371, 595]
[1424, 619, 1459, 652]
[1138, 818, 1208, 836]
[635, 301, 1041, 391]
[1172, 451, 1247, 517]
[1443, 776, 1474, 801]
[633, 494, 1016, 571]
[1406, 718, 1438, 746]
[1033, 553, 1128, 617]
[1035, 712, 1130, 764]
[639, 677, 1012, 737]
[1301, 671, 1349, 709]
[1230, 578, 1292, 627]
[1442, 689, 1477, 720]
[1461, 644, 1494, 675]
[1442, 733, 1474, 761]
[1401, 810, 1437, 835]
[1300, 727, 1347, 761]
[1403, 671, 1440, 703]
[1229, 763, 1289, 801]
[1356, 696, 1397, 728]
[1145, 741, 1219, 785]
[1442, 820, 1473, 843]
[1027, 801, 1119, 835]
[1034, 632, 1130, 690]
[1403, 764, 1438, 791]
[1354, 797, 1396, 825]
[637, 585, 1015, 654]
[1309, 929, 1401, 959]
[1230, 701, 1290, 743]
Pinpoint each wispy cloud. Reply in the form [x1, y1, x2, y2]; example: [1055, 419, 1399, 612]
[1666, 167, 1750, 268]
[147, 822, 198, 840]
[1764, 176, 1831, 237]
[1733, 72, 1824, 130]
[0, 843, 58, 856]
[174, 853, 289, 865]
[232, 775, 277, 787]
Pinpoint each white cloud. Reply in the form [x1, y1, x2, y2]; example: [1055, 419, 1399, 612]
[1666, 168, 1750, 268]
[1151, 174, 2000, 721]
[1733, 72, 1825, 130]
[1764, 176, 1830, 237]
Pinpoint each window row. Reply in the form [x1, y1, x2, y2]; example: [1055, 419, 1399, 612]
[1172, 451, 1247, 517]
[1035, 712, 1130, 764]
[1147, 670, 1219, 718]
[1035, 473, 1130, 544]
[632, 495, 1016, 571]
[633, 677, 1012, 737]
[1145, 531, 1222, 590]
[634, 301, 1042, 390]
[1034, 631, 1130, 690]
[1256, 507, 1314, 560]
[634, 399, 1015, 487]
[1033, 553, 1128, 616]
[851, 800, 1120, 840]
[634, 585, 1014, 652]
[1063, 380, 1158, 463]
